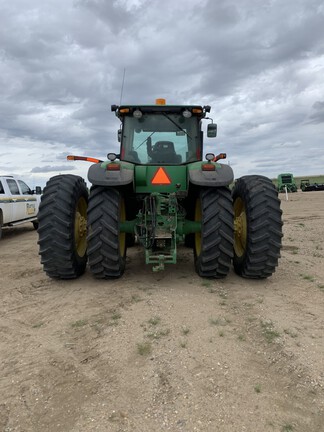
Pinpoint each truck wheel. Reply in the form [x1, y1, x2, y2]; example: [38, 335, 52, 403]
[87, 187, 126, 279]
[194, 188, 233, 278]
[38, 175, 88, 279]
[232, 175, 283, 278]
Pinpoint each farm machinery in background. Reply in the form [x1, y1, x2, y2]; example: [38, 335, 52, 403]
[37, 99, 283, 280]
[300, 179, 324, 192]
[277, 173, 297, 193]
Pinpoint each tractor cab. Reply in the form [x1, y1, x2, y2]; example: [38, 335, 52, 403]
[111, 100, 214, 165]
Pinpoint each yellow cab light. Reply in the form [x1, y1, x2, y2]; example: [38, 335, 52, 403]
[202, 163, 215, 171]
[107, 163, 120, 171]
[119, 108, 130, 114]
[192, 108, 203, 114]
[156, 98, 166, 105]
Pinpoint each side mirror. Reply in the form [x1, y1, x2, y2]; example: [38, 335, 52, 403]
[207, 123, 217, 138]
[118, 129, 121, 142]
[35, 186, 42, 195]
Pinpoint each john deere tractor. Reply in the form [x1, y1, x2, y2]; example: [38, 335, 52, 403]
[38, 99, 282, 280]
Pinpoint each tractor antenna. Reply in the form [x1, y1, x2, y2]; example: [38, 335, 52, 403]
[119, 68, 126, 105]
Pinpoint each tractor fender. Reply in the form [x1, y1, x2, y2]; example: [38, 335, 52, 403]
[188, 163, 234, 187]
[88, 162, 134, 187]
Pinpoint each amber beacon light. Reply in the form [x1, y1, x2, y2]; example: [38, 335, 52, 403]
[155, 98, 166, 105]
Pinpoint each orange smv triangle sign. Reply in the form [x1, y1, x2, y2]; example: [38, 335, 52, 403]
[151, 167, 171, 185]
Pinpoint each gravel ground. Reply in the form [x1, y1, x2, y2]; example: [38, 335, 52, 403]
[0, 190, 324, 432]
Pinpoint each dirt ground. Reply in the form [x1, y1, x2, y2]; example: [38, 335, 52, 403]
[1, 190, 324, 432]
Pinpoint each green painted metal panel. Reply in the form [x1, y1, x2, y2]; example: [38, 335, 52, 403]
[135, 165, 187, 193]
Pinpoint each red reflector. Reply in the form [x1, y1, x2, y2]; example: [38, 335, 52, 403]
[107, 163, 120, 171]
[202, 163, 215, 171]
[151, 167, 171, 185]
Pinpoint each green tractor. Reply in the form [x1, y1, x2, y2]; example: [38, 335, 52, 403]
[38, 99, 282, 280]
[277, 173, 297, 193]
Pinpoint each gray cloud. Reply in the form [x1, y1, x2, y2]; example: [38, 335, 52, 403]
[31, 165, 76, 173]
[0, 0, 323, 181]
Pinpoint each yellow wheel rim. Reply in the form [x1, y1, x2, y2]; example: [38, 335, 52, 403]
[194, 198, 202, 256]
[74, 196, 87, 257]
[119, 198, 126, 256]
[234, 197, 247, 257]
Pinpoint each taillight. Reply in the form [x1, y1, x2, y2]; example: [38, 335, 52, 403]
[201, 163, 215, 171]
[107, 163, 120, 171]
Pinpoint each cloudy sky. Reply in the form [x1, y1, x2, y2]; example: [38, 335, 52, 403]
[1, 0, 324, 188]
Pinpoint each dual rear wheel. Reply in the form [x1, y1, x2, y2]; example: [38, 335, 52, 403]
[38, 175, 282, 280]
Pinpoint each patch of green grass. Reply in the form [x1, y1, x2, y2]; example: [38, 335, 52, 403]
[300, 273, 315, 282]
[106, 310, 122, 326]
[209, 318, 221, 326]
[181, 326, 190, 336]
[281, 423, 294, 432]
[32, 322, 44, 328]
[147, 328, 170, 340]
[219, 330, 225, 337]
[148, 316, 161, 326]
[71, 319, 87, 328]
[201, 280, 212, 288]
[180, 340, 187, 348]
[111, 311, 121, 320]
[137, 341, 152, 356]
[238, 334, 246, 341]
[260, 320, 280, 343]
[254, 383, 261, 393]
[209, 317, 230, 326]
[317, 284, 324, 291]
[131, 294, 142, 303]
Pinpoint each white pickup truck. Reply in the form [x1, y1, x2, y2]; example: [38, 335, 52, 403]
[0, 175, 42, 238]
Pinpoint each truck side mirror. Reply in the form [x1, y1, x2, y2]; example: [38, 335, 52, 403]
[207, 123, 217, 138]
[35, 186, 42, 195]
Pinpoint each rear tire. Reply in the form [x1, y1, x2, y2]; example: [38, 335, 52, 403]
[87, 187, 126, 279]
[38, 175, 88, 279]
[232, 175, 283, 278]
[194, 188, 233, 278]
